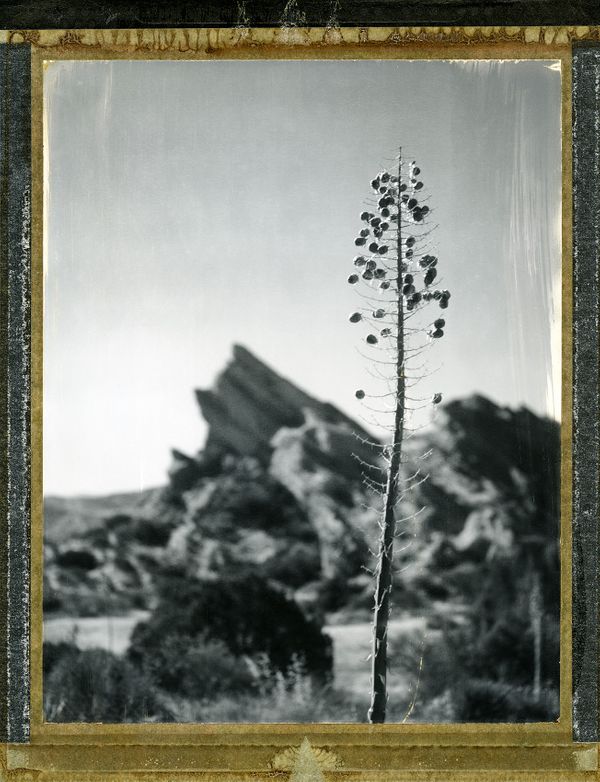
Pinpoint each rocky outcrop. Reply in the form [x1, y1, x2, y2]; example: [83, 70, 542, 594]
[195, 344, 374, 462]
[44, 346, 560, 629]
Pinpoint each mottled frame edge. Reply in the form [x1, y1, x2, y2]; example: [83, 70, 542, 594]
[0, 41, 31, 744]
[0, 27, 596, 755]
[572, 43, 600, 744]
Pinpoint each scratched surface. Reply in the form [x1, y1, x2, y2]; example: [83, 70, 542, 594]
[572, 43, 600, 744]
[0, 42, 31, 744]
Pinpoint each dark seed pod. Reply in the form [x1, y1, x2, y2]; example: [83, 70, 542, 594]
[378, 198, 387, 209]
[404, 274, 414, 284]
[374, 268, 386, 279]
[390, 213, 398, 222]
[414, 181, 423, 190]
[378, 245, 388, 255]
[371, 179, 380, 191]
[362, 269, 374, 280]
[423, 292, 432, 301]
[434, 318, 445, 328]
[405, 249, 413, 259]
[413, 166, 421, 175]
[412, 291, 422, 304]
[380, 328, 392, 337]
[400, 262, 408, 272]
[381, 172, 390, 183]
[374, 229, 383, 239]
[355, 389, 366, 399]
[355, 237, 366, 246]
[413, 209, 424, 222]
[370, 217, 381, 227]
[406, 300, 414, 311]
[432, 328, 443, 338]
[379, 186, 387, 194]
[360, 228, 370, 237]
[390, 176, 398, 183]
[369, 242, 379, 253]
[401, 194, 409, 203]
[373, 308, 385, 318]
[379, 280, 390, 290]
[354, 255, 367, 267]
[366, 259, 377, 271]
[421, 205, 430, 215]
[424, 267, 437, 286]
[403, 283, 416, 296]
[433, 290, 442, 300]
[406, 237, 416, 247]
[360, 211, 370, 221]
[433, 392, 442, 404]
[442, 289, 451, 299]
[381, 208, 390, 218]
[349, 312, 362, 323]
[400, 183, 407, 192]
[366, 334, 378, 345]
[380, 222, 390, 231]
[439, 299, 448, 309]
[408, 198, 418, 210]
[348, 274, 359, 284]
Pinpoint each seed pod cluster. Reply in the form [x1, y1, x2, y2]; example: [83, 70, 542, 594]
[351, 158, 450, 394]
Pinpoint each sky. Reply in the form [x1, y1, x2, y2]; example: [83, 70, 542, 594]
[43, 58, 562, 497]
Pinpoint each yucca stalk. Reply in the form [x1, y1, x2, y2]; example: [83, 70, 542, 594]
[348, 148, 450, 723]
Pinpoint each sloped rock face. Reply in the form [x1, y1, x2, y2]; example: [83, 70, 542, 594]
[402, 395, 560, 544]
[195, 344, 374, 463]
[395, 395, 560, 620]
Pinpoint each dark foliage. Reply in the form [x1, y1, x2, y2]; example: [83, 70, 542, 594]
[189, 460, 317, 545]
[43, 643, 165, 722]
[139, 635, 257, 699]
[447, 609, 560, 689]
[129, 572, 333, 686]
[55, 549, 98, 571]
[260, 542, 322, 588]
[455, 678, 558, 722]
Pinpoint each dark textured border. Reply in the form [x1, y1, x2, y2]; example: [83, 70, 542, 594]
[0, 42, 31, 744]
[0, 0, 599, 29]
[572, 43, 600, 744]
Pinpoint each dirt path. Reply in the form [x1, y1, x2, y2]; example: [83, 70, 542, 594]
[44, 611, 150, 656]
[325, 616, 427, 698]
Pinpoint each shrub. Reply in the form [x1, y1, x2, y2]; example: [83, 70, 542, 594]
[139, 634, 256, 699]
[55, 549, 98, 570]
[129, 572, 333, 684]
[455, 678, 559, 722]
[262, 542, 321, 588]
[446, 609, 560, 688]
[43, 643, 165, 722]
[131, 518, 172, 547]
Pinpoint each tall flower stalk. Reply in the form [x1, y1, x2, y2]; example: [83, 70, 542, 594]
[348, 149, 450, 723]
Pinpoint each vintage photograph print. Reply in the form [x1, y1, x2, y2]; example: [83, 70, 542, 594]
[42, 57, 562, 724]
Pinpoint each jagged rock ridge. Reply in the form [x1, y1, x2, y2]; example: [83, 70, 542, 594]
[44, 345, 560, 631]
[195, 344, 374, 464]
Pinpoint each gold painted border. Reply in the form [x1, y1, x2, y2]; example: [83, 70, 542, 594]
[4, 25, 593, 779]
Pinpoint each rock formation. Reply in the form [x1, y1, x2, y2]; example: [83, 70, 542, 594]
[44, 345, 560, 632]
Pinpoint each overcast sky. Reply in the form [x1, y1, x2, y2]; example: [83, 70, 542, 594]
[43, 58, 562, 497]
